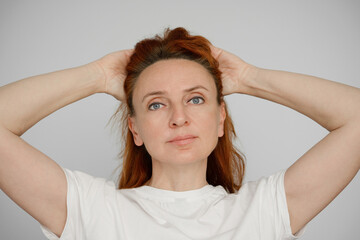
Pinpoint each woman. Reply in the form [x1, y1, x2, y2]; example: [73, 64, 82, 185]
[0, 27, 359, 239]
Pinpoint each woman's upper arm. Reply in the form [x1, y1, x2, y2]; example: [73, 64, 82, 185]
[284, 121, 360, 234]
[0, 127, 67, 238]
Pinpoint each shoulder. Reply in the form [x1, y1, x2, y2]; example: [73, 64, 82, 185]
[62, 168, 118, 204]
[235, 170, 286, 198]
[227, 170, 305, 238]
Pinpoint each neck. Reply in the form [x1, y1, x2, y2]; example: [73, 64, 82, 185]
[145, 158, 208, 191]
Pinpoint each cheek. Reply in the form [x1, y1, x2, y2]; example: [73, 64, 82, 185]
[196, 107, 220, 128]
[138, 114, 166, 142]
[192, 107, 221, 147]
[137, 116, 169, 159]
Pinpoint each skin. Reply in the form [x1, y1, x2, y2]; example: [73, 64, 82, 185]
[128, 59, 226, 191]
[0, 45, 359, 238]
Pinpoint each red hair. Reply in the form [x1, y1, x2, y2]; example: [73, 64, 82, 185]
[109, 27, 245, 193]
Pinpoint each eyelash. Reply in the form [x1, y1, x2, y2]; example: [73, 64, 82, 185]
[148, 96, 205, 111]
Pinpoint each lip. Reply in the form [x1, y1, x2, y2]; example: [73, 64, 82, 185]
[168, 135, 196, 142]
[168, 135, 197, 146]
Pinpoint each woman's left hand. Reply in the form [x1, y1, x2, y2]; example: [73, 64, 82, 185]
[210, 45, 257, 96]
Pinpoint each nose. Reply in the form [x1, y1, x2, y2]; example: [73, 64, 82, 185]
[169, 105, 190, 128]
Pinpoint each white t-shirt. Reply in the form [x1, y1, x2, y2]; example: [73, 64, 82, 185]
[40, 168, 306, 240]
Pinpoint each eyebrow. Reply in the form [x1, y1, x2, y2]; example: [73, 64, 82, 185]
[142, 85, 209, 103]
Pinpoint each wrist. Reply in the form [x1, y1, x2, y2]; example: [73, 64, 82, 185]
[82, 62, 106, 94]
[241, 65, 261, 95]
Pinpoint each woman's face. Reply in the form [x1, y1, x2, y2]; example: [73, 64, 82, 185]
[128, 58, 226, 166]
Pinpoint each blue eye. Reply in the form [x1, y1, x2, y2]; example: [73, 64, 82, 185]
[148, 97, 204, 111]
[189, 96, 204, 104]
[148, 102, 164, 111]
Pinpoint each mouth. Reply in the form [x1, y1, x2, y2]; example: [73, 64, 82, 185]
[168, 135, 197, 146]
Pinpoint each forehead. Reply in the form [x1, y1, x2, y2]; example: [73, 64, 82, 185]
[134, 59, 216, 97]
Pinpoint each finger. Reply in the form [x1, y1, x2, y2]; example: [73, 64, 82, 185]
[124, 49, 134, 60]
[209, 45, 222, 59]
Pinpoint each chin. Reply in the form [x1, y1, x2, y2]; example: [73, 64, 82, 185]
[153, 153, 208, 165]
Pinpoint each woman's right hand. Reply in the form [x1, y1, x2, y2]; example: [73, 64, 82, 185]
[89, 49, 134, 102]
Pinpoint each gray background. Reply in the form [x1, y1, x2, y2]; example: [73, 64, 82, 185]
[0, 0, 359, 239]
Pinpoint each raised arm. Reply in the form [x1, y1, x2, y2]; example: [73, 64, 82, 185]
[0, 49, 132, 237]
[211, 46, 360, 234]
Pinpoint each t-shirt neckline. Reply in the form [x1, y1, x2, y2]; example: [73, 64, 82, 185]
[135, 184, 215, 200]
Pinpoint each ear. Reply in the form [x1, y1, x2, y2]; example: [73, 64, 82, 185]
[128, 116, 144, 146]
[218, 101, 226, 137]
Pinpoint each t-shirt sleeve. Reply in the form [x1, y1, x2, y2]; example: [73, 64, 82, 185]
[259, 169, 307, 239]
[39, 167, 115, 240]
